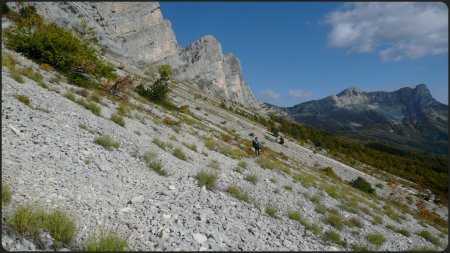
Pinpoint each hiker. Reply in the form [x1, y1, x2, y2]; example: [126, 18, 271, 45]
[252, 136, 261, 157]
[278, 136, 284, 145]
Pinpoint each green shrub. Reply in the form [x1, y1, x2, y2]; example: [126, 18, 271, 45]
[326, 213, 345, 230]
[227, 185, 250, 202]
[2, 184, 12, 205]
[197, 170, 218, 190]
[418, 230, 439, 245]
[372, 215, 383, 225]
[238, 161, 247, 168]
[111, 113, 125, 127]
[244, 174, 258, 185]
[85, 231, 128, 251]
[366, 233, 386, 246]
[45, 210, 77, 248]
[94, 135, 119, 150]
[265, 205, 278, 217]
[135, 65, 172, 102]
[5, 16, 116, 88]
[65, 91, 76, 101]
[172, 147, 187, 161]
[14, 94, 31, 107]
[350, 177, 375, 194]
[315, 204, 326, 214]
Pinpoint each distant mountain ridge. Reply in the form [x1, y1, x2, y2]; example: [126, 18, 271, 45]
[283, 84, 448, 154]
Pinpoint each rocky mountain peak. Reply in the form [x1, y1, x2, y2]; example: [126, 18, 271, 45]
[337, 87, 365, 97]
[413, 83, 432, 98]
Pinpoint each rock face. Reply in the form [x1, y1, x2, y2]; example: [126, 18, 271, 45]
[284, 84, 448, 154]
[161, 35, 258, 106]
[18, 2, 258, 106]
[25, 2, 179, 64]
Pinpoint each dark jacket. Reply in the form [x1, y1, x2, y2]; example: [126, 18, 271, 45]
[252, 140, 260, 149]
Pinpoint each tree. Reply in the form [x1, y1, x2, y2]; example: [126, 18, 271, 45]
[135, 65, 173, 102]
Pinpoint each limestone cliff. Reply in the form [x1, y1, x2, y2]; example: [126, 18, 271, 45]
[14, 2, 258, 107]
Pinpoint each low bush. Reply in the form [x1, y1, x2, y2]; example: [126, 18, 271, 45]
[111, 113, 125, 127]
[94, 135, 120, 150]
[265, 205, 278, 217]
[197, 170, 218, 190]
[135, 65, 172, 103]
[350, 177, 375, 194]
[244, 174, 258, 185]
[85, 231, 128, 251]
[227, 185, 250, 202]
[366, 233, 386, 246]
[172, 148, 187, 161]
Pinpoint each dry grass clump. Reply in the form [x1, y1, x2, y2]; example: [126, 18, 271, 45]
[172, 147, 187, 161]
[209, 159, 220, 170]
[76, 98, 101, 116]
[7, 205, 77, 249]
[227, 185, 250, 202]
[2, 184, 12, 205]
[197, 170, 218, 190]
[265, 205, 278, 217]
[293, 172, 318, 188]
[64, 91, 76, 101]
[182, 142, 197, 152]
[14, 94, 32, 107]
[163, 117, 180, 127]
[204, 138, 217, 150]
[219, 146, 247, 159]
[244, 174, 258, 185]
[85, 231, 128, 251]
[221, 134, 232, 143]
[325, 213, 345, 230]
[366, 233, 386, 246]
[237, 161, 247, 168]
[111, 113, 125, 127]
[94, 135, 120, 150]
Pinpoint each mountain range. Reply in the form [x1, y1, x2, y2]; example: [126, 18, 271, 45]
[279, 84, 448, 155]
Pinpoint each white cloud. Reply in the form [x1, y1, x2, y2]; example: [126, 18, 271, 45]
[258, 89, 280, 99]
[288, 89, 313, 99]
[324, 2, 448, 61]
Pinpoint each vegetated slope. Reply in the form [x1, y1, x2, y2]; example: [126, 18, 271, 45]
[2, 47, 448, 251]
[284, 86, 448, 155]
[1, 3, 447, 252]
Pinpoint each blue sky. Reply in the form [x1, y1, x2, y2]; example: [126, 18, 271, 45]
[160, 2, 448, 106]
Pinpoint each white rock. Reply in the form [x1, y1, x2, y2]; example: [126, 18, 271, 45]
[131, 195, 145, 204]
[192, 233, 207, 244]
[169, 185, 176, 190]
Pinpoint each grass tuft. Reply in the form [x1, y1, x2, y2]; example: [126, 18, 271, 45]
[85, 231, 128, 251]
[227, 185, 250, 202]
[209, 159, 220, 170]
[265, 205, 278, 217]
[14, 94, 31, 107]
[323, 230, 346, 246]
[64, 91, 76, 101]
[244, 174, 258, 185]
[76, 98, 101, 116]
[2, 184, 12, 205]
[197, 170, 218, 190]
[182, 142, 197, 152]
[172, 147, 187, 161]
[45, 209, 77, 247]
[238, 160, 248, 168]
[325, 213, 345, 230]
[366, 233, 386, 246]
[111, 113, 125, 127]
[94, 135, 120, 150]
[418, 230, 439, 245]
